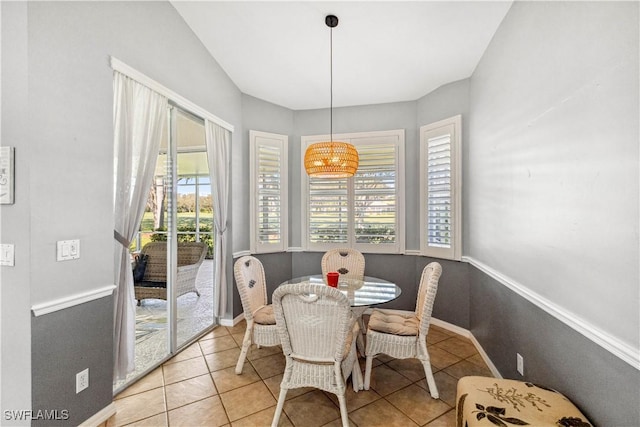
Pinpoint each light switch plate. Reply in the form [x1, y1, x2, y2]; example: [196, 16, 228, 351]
[57, 240, 80, 261]
[0, 244, 14, 266]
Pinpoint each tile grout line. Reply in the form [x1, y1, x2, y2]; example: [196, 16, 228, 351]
[110, 324, 490, 427]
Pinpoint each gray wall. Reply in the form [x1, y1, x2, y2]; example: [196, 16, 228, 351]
[1, 2, 32, 422]
[3, 1, 638, 425]
[1, 1, 243, 423]
[26, 0, 241, 312]
[234, 94, 295, 314]
[416, 79, 471, 253]
[468, 1, 639, 350]
[470, 267, 640, 426]
[237, 97, 467, 322]
[467, 1, 639, 425]
[245, 4, 640, 426]
[238, 94, 295, 253]
[31, 297, 113, 426]
[244, 252, 470, 329]
[243, 75, 469, 255]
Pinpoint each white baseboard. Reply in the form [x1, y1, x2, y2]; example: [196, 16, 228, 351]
[430, 317, 502, 379]
[362, 311, 501, 378]
[219, 313, 244, 327]
[429, 317, 469, 338]
[79, 402, 116, 427]
[219, 310, 502, 376]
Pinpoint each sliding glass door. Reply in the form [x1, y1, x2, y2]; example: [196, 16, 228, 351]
[171, 109, 215, 349]
[117, 106, 216, 390]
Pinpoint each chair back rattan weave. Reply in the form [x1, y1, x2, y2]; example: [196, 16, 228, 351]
[273, 283, 352, 362]
[234, 255, 268, 322]
[321, 248, 365, 280]
[416, 262, 442, 336]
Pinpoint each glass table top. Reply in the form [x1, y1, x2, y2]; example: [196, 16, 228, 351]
[279, 275, 401, 307]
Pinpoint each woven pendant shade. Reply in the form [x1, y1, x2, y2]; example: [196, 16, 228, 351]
[305, 15, 359, 178]
[305, 141, 359, 178]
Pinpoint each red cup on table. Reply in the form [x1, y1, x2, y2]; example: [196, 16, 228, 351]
[326, 271, 339, 287]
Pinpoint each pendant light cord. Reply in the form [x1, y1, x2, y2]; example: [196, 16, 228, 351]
[330, 23, 334, 143]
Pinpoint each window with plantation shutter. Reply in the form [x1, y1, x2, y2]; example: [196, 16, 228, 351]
[302, 130, 404, 254]
[420, 116, 461, 260]
[354, 143, 398, 246]
[250, 130, 288, 253]
[308, 177, 349, 244]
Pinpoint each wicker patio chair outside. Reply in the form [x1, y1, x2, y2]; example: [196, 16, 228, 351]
[321, 248, 365, 280]
[233, 256, 280, 374]
[364, 261, 442, 399]
[271, 282, 363, 427]
[134, 242, 207, 305]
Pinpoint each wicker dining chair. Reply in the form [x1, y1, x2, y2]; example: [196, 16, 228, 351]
[321, 248, 365, 280]
[364, 262, 442, 399]
[271, 283, 363, 427]
[233, 256, 280, 375]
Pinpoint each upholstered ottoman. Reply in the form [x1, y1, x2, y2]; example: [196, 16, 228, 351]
[456, 376, 592, 427]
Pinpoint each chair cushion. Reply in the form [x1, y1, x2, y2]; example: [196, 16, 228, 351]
[368, 309, 419, 336]
[457, 376, 593, 427]
[254, 304, 276, 325]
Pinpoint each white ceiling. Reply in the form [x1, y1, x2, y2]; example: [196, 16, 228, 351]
[172, 1, 512, 110]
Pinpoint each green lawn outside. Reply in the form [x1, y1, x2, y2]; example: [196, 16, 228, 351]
[139, 211, 213, 231]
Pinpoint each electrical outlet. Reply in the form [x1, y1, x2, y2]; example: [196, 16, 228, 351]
[76, 368, 89, 394]
[517, 353, 524, 376]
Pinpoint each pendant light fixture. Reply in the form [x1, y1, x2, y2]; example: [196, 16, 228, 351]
[304, 15, 359, 178]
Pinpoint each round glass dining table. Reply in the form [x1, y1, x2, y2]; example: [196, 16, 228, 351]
[278, 274, 402, 307]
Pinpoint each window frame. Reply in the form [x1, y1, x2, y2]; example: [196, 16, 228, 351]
[301, 129, 405, 254]
[419, 115, 462, 261]
[249, 130, 289, 254]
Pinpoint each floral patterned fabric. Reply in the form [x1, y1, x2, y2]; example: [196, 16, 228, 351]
[456, 376, 592, 427]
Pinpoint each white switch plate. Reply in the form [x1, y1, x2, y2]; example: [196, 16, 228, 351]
[0, 244, 14, 266]
[57, 240, 80, 261]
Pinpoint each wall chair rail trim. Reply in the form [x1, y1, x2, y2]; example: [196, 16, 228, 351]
[462, 256, 640, 370]
[232, 250, 251, 258]
[31, 285, 116, 317]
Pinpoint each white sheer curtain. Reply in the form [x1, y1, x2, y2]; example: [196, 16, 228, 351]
[113, 71, 167, 381]
[205, 120, 231, 318]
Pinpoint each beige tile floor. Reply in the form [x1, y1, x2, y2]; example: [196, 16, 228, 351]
[103, 319, 493, 427]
